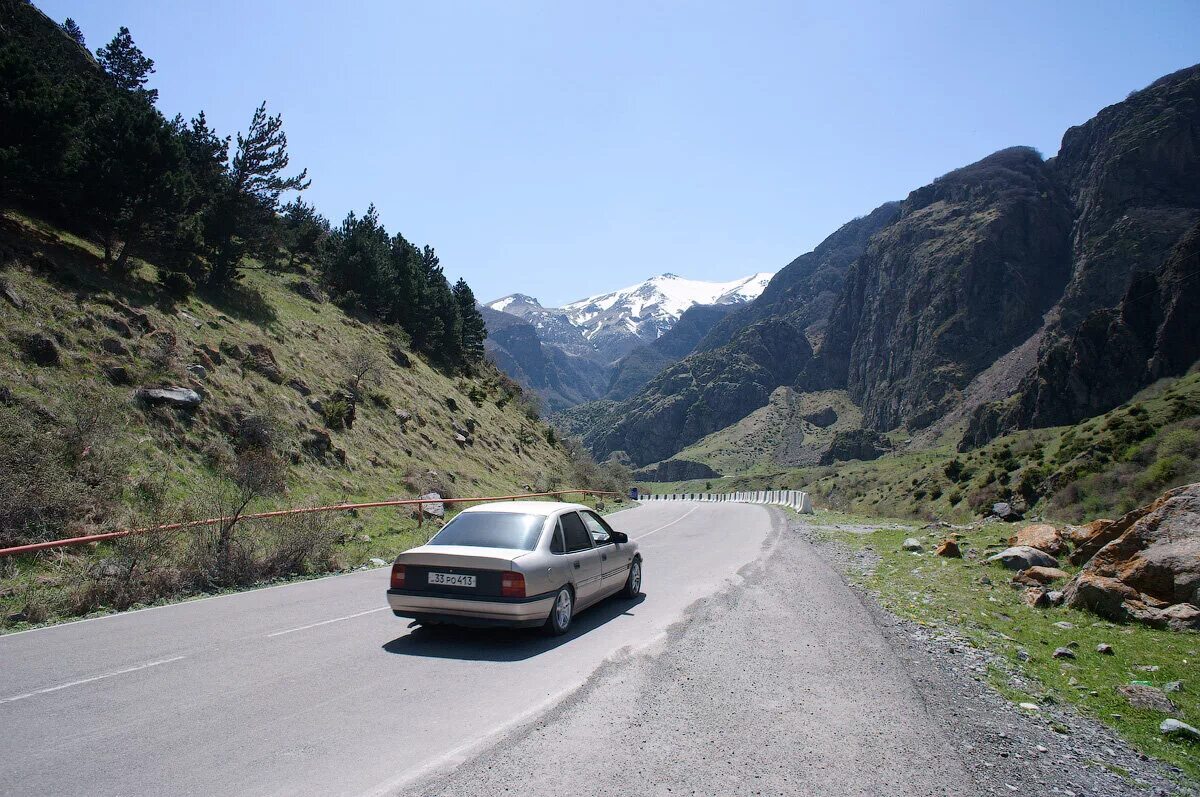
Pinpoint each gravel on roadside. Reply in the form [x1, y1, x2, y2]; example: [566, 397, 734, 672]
[801, 516, 1197, 797]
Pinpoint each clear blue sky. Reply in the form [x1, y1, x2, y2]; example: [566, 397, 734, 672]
[38, 0, 1200, 306]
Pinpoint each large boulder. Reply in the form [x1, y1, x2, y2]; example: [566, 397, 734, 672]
[1063, 483, 1200, 630]
[987, 546, 1059, 571]
[1014, 566, 1069, 586]
[12, 331, 60, 366]
[1008, 523, 1066, 556]
[990, 502, 1024, 522]
[135, 387, 202, 410]
[1066, 519, 1118, 564]
[416, 492, 445, 519]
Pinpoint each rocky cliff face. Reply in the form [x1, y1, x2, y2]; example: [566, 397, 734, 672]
[819, 147, 1073, 431]
[963, 219, 1200, 447]
[1051, 65, 1200, 332]
[697, 202, 902, 354]
[604, 303, 735, 402]
[481, 306, 607, 413]
[960, 66, 1200, 447]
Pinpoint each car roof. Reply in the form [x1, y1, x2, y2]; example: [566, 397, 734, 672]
[459, 500, 589, 517]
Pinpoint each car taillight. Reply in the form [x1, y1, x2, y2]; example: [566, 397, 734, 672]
[390, 562, 406, 590]
[500, 571, 525, 598]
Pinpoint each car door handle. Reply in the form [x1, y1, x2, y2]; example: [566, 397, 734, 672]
[601, 554, 608, 561]
[573, 562, 581, 569]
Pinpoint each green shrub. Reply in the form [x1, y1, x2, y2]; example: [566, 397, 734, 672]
[1157, 427, 1199, 460]
[321, 399, 352, 430]
[159, 270, 196, 299]
[1134, 455, 1185, 494]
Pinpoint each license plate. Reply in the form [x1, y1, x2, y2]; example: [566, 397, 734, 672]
[428, 572, 476, 588]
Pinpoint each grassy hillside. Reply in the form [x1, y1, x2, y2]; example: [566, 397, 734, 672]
[0, 212, 623, 630]
[640, 371, 1200, 525]
[672, 387, 862, 475]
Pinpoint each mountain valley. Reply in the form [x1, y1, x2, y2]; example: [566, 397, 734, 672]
[546, 64, 1200, 525]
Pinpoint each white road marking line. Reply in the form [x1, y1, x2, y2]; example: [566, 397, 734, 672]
[634, 505, 700, 541]
[0, 655, 186, 705]
[266, 606, 388, 638]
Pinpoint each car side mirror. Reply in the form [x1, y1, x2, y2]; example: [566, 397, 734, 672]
[610, 531, 628, 544]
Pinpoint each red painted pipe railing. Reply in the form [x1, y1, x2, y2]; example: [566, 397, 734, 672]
[0, 490, 620, 558]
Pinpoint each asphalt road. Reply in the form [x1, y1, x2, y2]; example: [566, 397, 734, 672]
[0, 501, 771, 797]
[405, 507, 978, 797]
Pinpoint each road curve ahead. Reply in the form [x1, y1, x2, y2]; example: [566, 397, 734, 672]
[0, 501, 769, 797]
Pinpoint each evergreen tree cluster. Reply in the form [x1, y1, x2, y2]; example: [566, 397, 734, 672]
[0, 4, 486, 368]
[319, 206, 486, 366]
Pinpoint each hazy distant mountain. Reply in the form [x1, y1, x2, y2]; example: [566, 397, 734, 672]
[559, 272, 774, 361]
[487, 271, 774, 366]
[484, 272, 774, 410]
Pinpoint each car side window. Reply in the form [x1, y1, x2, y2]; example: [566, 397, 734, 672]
[550, 522, 566, 554]
[581, 511, 613, 545]
[560, 512, 594, 553]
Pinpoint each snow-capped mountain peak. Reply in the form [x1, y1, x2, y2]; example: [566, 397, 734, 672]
[561, 272, 775, 340]
[486, 293, 543, 314]
[486, 271, 774, 362]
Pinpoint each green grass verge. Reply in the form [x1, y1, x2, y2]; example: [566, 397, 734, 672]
[816, 511, 1199, 782]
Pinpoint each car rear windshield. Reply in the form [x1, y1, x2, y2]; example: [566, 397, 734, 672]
[427, 512, 547, 550]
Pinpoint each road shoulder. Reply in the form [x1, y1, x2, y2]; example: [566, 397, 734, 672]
[402, 507, 984, 797]
[801, 514, 1195, 797]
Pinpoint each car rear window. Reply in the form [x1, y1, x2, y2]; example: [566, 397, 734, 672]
[427, 512, 547, 550]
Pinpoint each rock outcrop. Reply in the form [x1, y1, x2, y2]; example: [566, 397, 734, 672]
[1008, 523, 1066, 557]
[964, 219, 1200, 447]
[1063, 483, 1200, 630]
[818, 429, 892, 465]
[135, 387, 202, 410]
[632, 459, 720, 483]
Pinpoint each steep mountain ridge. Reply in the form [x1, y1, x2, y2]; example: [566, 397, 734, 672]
[564, 206, 902, 465]
[567, 64, 1200, 469]
[817, 146, 1073, 431]
[560, 272, 773, 360]
[603, 303, 736, 402]
[480, 305, 607, 412]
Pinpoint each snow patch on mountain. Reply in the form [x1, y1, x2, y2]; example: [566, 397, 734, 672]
[562, 272, 774, 340]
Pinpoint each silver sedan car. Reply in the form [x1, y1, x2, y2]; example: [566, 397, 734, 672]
[386, 501, 642, 635]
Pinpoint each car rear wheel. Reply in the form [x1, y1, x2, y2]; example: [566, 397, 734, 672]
[622, 559, 642, 598]
[544, 587, 573, 636]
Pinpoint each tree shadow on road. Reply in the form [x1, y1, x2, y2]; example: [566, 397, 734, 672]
[380, 594, 646, 662]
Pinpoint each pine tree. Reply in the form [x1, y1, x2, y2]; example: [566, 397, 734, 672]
[62, 18, 85, 47]
[74, 94, 187, 272]
[206, 102, 309, 286]
[281, 199, 328, 269]
[452, 278, 487, 364]
[320, 206, 391, 314]
[96, 27, 157, 102]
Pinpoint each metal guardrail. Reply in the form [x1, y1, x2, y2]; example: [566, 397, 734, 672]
[637, 489, 813, 513]
[0, 489, 620, 558]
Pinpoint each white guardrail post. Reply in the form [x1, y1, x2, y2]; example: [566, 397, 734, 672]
[642, 488, 814, 513]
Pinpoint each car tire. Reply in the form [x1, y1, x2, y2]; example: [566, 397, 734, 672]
[621, 558, 642, 598]
[544, 586, 573, 636]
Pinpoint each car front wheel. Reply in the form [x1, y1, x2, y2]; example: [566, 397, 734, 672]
[544, 587, 573, 636]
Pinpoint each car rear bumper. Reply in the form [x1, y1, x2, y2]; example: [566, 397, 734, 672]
[387, 589, 556, 627]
